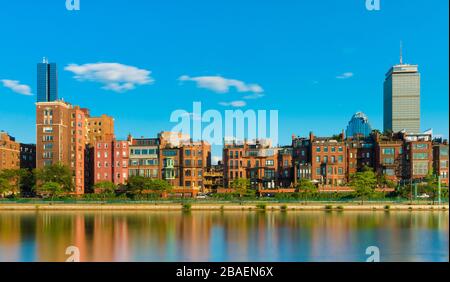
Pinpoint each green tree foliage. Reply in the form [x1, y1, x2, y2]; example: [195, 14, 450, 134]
[34, 164, 74, 195]
[0, 169, 31, 197]
[296, 179, 317, 202]
[230, 178, 254, 197]
[35, 182, 64, 199]
[127, 176, 173, 196]
[349, 166, 377, 204]
[94, 181, 117, 194]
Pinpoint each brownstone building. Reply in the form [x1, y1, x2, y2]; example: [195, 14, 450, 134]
[433, 139, 449, 186]
[346, 136, 375, 178]
[373, 132, 405, 183]
[0, 132, 20, 170]
[310, 132, 347, 186]
[402, 132, 433, 181]
[223, 139, 279, 189]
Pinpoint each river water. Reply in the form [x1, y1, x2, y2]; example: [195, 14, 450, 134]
[0, 210, 448, 262]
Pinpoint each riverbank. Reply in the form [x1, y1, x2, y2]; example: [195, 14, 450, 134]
[0, 203, 448, 211]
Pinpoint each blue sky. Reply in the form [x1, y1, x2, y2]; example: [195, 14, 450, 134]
[0, 0, 448, 161]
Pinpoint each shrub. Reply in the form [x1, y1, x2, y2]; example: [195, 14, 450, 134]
[324, 205, 333, 210]
[182, 203, 192, 211]
[256, 204, 266, 210]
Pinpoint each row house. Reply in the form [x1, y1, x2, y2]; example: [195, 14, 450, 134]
[223, 139, 279, 189]
[310, 132, 347, 186]
[433, 139, 449, 186]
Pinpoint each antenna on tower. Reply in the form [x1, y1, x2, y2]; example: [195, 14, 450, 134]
[399, 41, 403, 65]
[42, 57, 48, 64]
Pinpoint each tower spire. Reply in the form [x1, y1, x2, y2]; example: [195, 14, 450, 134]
[399, 41, 403, 65]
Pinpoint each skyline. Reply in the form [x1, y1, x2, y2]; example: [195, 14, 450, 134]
[0, 1, 448, 159]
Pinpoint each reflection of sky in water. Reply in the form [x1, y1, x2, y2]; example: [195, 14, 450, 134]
[0, 211, 448, 262]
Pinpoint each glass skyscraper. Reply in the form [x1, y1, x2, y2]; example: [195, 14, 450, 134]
[346, 112, 372, 138]
[383, 63, 420, 134]
[37, 58, 58, 102]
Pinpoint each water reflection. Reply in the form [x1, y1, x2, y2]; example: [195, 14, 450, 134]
[0, 211, 448, 262]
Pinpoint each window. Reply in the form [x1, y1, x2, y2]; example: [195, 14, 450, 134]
[382, 148, 395, 155]
[198, 160, 203, 166]
[331, 147, 336, 152]
[338, 168, 343, 175]
[266, 160, 274, 166]
[413, 162, 429, 176]
[384, 168, 395, 176]
[338, 147, 343, 152]
[43, 143, 53, 150]
[413, 144, 428, 150]
[338, 156, 343, 163]
[440, 148, 448, 157]
[185, 150, 191, 156]
[43, 127, 53, 133]
[185, 159, 192, 166]
[383, 158, 394, 165]
[324, 147, 329, 153]
[316, 156, 320, 163]
[413, 153, 428, 160]
[440, 161, 448, 168]
[163, 150, 177, 157]
[316, 147, 321, 152]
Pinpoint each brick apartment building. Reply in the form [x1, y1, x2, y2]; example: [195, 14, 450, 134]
[36, 101, 116, 194]
[0, 132, 20, 170]
[93, 136, 129, 187]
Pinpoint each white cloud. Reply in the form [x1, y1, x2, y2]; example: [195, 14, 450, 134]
[336, 72, 354, 79]
[179, 75, 263, 94]
[65, 63, 154, 93]
[219, 100, 247, 108]
[1, 80, 33, 95]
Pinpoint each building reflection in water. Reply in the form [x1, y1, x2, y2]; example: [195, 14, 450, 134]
[0, 211, 448, 262]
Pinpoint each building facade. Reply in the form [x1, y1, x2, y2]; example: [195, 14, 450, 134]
[37, 58, 58, 103]
[384, 63, 421, 133]
[346, 112, 372, 138]
[0, 132, 20, 170]
[20, 143, 36, 170]
[93, 138, 129, 187]
[433, 139, 449, 186]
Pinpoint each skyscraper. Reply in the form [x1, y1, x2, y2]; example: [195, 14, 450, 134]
[383, 45, 421, 133]
[37, 58, 58, 102]
[346, 112, 372, 138]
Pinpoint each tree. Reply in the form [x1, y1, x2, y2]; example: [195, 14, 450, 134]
[230, 178, 253, 198]
[94, 181, 117, 198]
[0, 177, 14, 198]
[0, 169, 21, 197]
[34, 182, 64, 199]
[349, 166, 377, 204]
[127, 176, 172, 197]
[34, 164, 74, 196]
[296, 179, 317, 203]
[423, 173, 439, 205]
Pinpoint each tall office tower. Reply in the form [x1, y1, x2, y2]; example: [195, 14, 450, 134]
[37, 58, 58, 102]
[383, 45, 421, 133]
[346, 112, 373, 138]
[36, 101, 88, 194]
